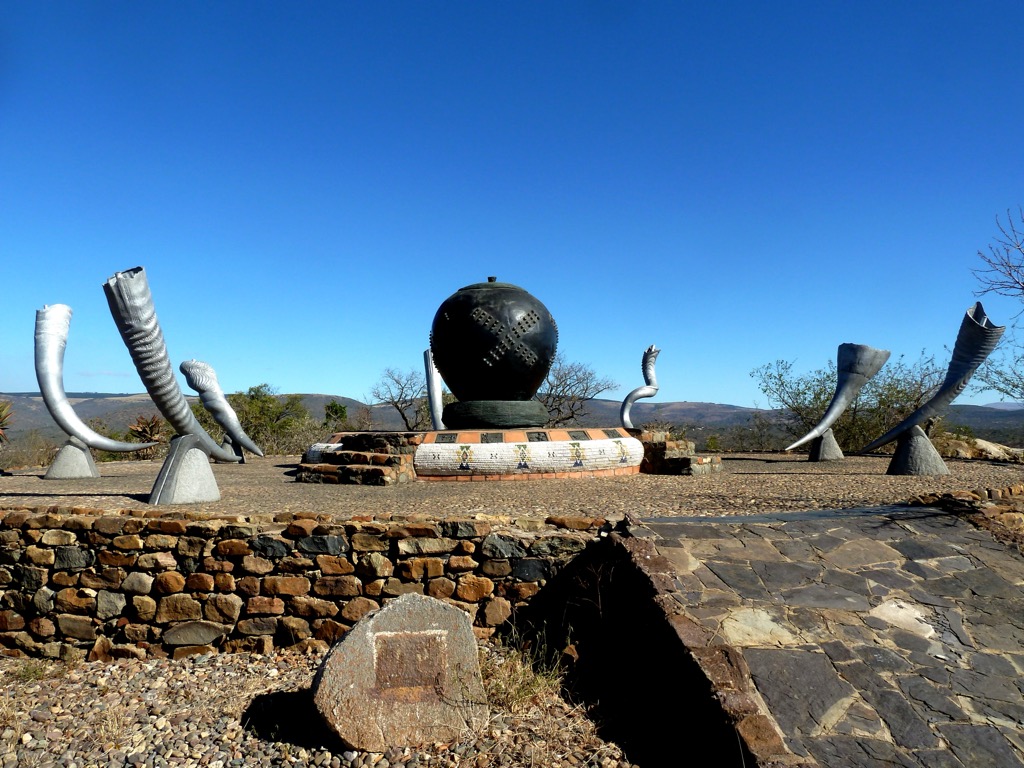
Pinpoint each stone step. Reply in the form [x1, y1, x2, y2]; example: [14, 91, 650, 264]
[295, 462, 414, 486]
[312, 450, 413, 469]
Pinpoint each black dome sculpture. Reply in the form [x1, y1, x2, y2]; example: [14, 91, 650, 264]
[430, 277, 557, 428]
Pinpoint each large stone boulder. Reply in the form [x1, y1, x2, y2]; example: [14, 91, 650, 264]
[312, 593, 487, 752]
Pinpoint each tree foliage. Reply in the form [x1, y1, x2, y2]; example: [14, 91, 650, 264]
[751, 353, 944, 451]
[537, 353, 616, 428]
[190, 383, 323, 455]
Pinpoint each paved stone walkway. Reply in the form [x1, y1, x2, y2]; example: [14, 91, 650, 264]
[629, 506, 1024, 767]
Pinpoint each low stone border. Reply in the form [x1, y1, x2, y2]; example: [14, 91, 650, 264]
[0, 505, 610, 662]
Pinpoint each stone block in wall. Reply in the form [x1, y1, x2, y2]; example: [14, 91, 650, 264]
[133, 596, 157, 621]
[529, 536, 587, 557]
[241, 555, 274, 575]
[314, 575, 362, 598]
[247, 596, 285, 615]
[427, 578, 456, 599]
[137, 552, 177, 570]
[263, 576, 311, 596]
[154, 572, 186, 594]
[237, 616, 277, 636]
[455, 575, 494, 602]
[26, 546, 55, 566]
[162, 620, 228, 647]
[205, 593, 243, 623]
[483, 597, 512, 626]
[481, 534, 527, 559]
[41, 530, 76, 546]
[57, 613, 96, 641]
[350, 533, 388, 552]
[317, 555, 355, 575]
[381, 578, 424, 597]
[396, 538, 457, 556]
[54, 547, 94, 571]
[122, 572, 154, 595]
[156, 594, 202, 623]
[96, 591, 126, 620]
[291, 596, 339, 619]
[298, 535, 348, 556]
[250, 535, 291, 558]
[398, 557, 444, 581]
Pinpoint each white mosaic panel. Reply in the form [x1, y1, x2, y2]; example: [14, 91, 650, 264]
[414, 437, 643, 476]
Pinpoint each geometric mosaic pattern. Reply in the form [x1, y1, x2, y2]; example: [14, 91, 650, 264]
[415, 428, 643, 477]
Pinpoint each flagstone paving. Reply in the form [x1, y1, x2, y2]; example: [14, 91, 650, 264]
[629, 506, 1024, 767]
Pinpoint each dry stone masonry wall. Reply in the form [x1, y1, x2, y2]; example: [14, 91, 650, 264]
[0, 506, 610, 662]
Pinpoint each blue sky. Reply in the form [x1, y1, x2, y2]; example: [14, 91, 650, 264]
[3, 2, 1023, 409]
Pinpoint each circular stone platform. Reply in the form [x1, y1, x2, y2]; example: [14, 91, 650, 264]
[414, 426, 643, 480]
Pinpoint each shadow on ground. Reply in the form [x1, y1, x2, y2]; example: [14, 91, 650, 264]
[514, 535, 755, 768]
[242, 687, 347, 751]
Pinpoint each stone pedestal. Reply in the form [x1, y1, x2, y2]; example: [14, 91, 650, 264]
[150, 434, 221, 504]
[45, 437, 100, 480]
[808, 429, 844, 462]
[886, 425, 949, 476]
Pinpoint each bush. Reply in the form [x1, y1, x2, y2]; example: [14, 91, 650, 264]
[751, 352, 944, 452]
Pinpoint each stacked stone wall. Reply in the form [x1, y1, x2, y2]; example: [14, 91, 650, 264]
[0, 506, 610, 662]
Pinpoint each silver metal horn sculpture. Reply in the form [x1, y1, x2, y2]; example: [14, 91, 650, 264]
[35, 303, 157, 479]
[861, 302, 1004, 475]
[424, 349, 446, 430]
[620, 345, 660, 430]
[785, 343, 890, 461]
[104, 267, 238, 503]
[180, 359, 264, 459]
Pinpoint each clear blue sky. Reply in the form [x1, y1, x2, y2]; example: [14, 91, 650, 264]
[3, 2, 1023, 409]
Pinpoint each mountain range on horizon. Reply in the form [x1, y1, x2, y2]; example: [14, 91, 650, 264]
[3, 391, 1024, 448]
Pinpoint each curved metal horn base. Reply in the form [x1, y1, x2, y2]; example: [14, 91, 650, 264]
[103, 267, 238, 463]
[44, 437, 100, 480]
[620, 345, 660, 430]
[180, 360, 264, 457]
[150, 434, 221, 504]
[786, 343, 890, 453]
[862, 303, 1004, 454]
[35, 304, 156, 454]
[808, 428, 844, 462]
[885, 425, 949, 476]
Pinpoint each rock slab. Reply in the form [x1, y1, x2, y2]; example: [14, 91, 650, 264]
[312, 593, 487, 752]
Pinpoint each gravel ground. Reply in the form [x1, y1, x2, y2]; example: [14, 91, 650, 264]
[1, 452, 1021, 522]
[0, 645, 632, 768]
[1, 451, 1022, 767]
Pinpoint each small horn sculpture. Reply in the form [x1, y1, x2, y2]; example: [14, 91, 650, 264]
[103, 267, 239, 463]
[620, 345, 660, 430]
[786, 343, 891, 453]
[35, 303, 157, 454]
[861, 302, 1004, 456]
[180, 360, 264, 457]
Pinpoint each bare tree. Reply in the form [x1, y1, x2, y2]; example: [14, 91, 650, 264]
[369, 368, 430, 431]
[973, 208, 1024, 303]
[537, 353, 616, 427]
[974, 208, 1024, 401]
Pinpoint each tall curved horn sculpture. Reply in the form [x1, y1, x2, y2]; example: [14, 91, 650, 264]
[620, 345, 660, 430]
[861, 302, 1004, 456]
[103, 267, 239, 463]
[785, 343, 891, 452]
[35, 303, 157, 454]
[180, 360, 264, 457]
[424, 349, 446, 430]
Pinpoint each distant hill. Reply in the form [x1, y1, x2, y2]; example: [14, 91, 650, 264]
[2, 391, 1023, 447]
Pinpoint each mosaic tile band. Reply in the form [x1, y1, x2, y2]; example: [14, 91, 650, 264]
[414, 428, 643, 477]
